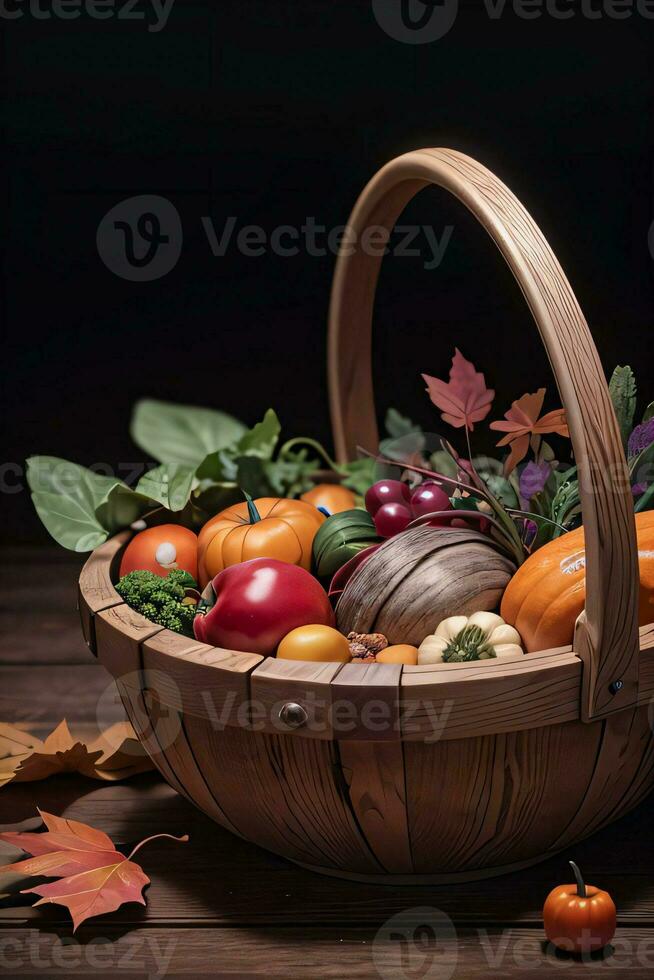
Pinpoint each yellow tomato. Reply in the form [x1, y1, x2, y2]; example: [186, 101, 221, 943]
[277, 624, 351, 662]
[376, 644, 419, 665]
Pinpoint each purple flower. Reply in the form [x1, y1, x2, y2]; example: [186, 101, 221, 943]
[628, 418, 654, 458]
[633, 483, 647, 497]
[519, 461, 551, 502]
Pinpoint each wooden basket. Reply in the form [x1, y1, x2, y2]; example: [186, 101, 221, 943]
[80, 149, 654, 883]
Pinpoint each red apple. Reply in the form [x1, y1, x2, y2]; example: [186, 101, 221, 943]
[193, 557, 334, 656]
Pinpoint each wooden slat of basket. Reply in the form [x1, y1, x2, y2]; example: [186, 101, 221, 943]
[330, 662, 412, 872]
[404, 721, 604, 874]
[400, 650, 582, 741]
[94, 603, 194, 803]
[249, 657, 346, 739]
[77, 531, 129, 653]
[142, 630, 262, 727]
[179, 717, 384, 874]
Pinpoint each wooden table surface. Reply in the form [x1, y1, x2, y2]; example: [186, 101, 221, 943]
[2, 548, 654, 979]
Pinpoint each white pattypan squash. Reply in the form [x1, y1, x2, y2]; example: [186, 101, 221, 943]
[418, 611, 523, 665]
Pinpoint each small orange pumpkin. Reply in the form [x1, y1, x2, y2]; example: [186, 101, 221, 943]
[543, 861, 616, 954]
[198, 496, 325, 586]
[301, 483, 357, 515]
[501, 511, 654, 652]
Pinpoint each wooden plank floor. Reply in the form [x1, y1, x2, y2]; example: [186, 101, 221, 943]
[2, 548, 654, 978]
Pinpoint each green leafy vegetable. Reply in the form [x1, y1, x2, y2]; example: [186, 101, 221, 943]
[135, 464, 198, 513]
[609, 365, 637, 449]
[131, 399, 246, 467]
[26, 457, 149, 552]
[115, 569, 198, 637]
[234, 409, 281, 459]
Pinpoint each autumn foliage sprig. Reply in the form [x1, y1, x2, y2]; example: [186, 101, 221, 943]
[422, 349, 569, 475]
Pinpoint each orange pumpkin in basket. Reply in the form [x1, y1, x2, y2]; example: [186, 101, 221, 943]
[198, 496, 325, 586]
[501, 511, 654, 652]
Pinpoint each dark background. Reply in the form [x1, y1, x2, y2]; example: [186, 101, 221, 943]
[3, 0, 653, 545]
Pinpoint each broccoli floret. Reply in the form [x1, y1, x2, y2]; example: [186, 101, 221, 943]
[115, 569, 198, 638]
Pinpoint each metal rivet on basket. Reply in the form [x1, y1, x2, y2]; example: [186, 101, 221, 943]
[609, 679, 624, 696]
[279, 702, 308, 729]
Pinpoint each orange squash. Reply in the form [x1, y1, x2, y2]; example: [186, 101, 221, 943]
[501, 511, 654, 652]
[301, 483, 357, 515]
[198, 497, 325, 586]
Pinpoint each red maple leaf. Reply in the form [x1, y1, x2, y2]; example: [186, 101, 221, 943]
[490, 388, 569, 474]
[422, 349, 495, 431]
[0, 809, 187, 931]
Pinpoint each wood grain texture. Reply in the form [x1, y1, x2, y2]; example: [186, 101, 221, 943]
[94, 603, 192, 803]
[6, 926, 654, 980]
[181, 716, 383, 874]
[327, 147, 640, 721]
[249, 656, 346, 739]
[142, 629, 262, 726]
[77, 531, 129, 653]
[400, 648, 583, 741]
[3, 729, 654, 927]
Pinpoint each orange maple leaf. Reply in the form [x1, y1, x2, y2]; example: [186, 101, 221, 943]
[490, 388, 569, 474]
[0, 719, 154, 788]
[422, 349, 495, 432]
[0, 809, 187, 931]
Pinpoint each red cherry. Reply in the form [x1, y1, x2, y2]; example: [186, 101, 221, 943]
[365, 480, 412, 517]
[374, 502, 413, 538]
[410, 482, 451, 518]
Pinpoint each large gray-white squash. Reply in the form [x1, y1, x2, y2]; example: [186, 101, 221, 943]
[336, 525, 516, 646]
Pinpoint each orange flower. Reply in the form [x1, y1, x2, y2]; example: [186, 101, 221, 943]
[490, 389, 569, 474]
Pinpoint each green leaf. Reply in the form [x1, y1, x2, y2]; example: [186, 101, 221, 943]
[131, 399, 247, 466]
[340, 457, 377, 496]
[635, 482, 654, 513]
[384, 408, 421, 439]
[26, 457, 146, 552]
[135, 464, 198, 512]
[95, 485, 151, 533]
[236, 456, 272, 498]
[429, 450, 458, 479]
[235, 409, 281, 460]
[479, 473, 519, 508]
[608, 366, 637, 448]
[644, 402, 654, 423]
[264, 452, 319, 498]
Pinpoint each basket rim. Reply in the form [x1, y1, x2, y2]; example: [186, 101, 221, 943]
[79, 533, 654, 742]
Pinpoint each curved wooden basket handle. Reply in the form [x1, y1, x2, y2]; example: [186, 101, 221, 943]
[327, 148, 640, 722]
